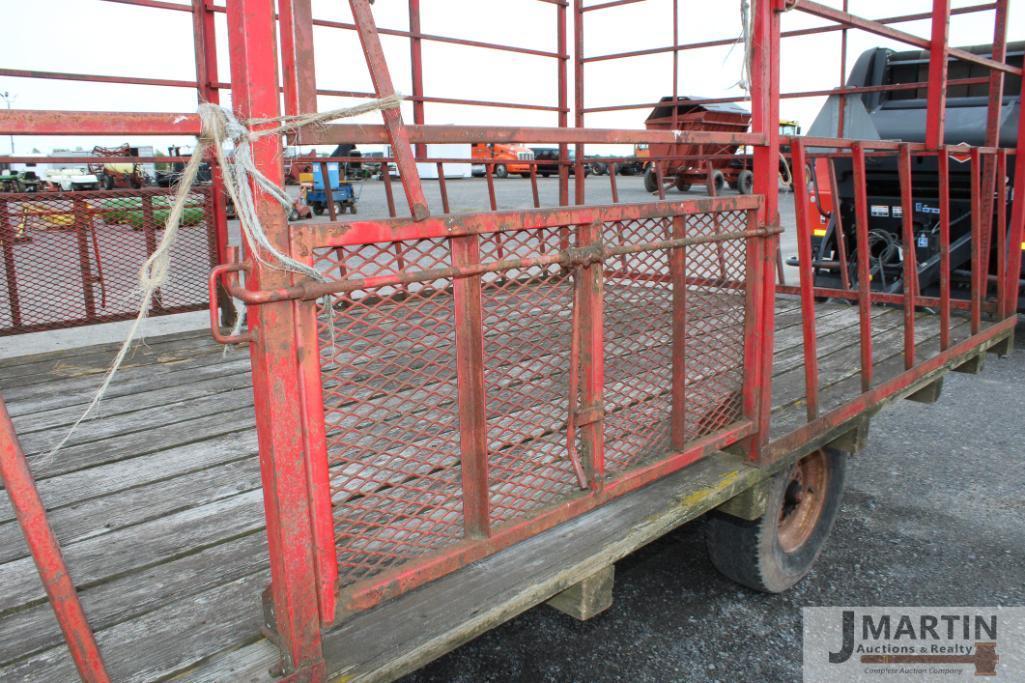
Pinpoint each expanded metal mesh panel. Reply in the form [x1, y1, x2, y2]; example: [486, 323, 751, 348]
[479, 228, 581, 525]
[0, 189, 216, 336]
[682, 211, 748, 439]
[602, 218, 675, 473]
[315, 239, 464, 587]
[602, 212, 748, 474]
[312, 209, 751, 588]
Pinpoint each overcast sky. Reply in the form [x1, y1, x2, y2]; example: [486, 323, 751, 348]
[2, 0, 1021, 156]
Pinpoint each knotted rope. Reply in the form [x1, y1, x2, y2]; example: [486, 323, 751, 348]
[45, 94, 403, 459]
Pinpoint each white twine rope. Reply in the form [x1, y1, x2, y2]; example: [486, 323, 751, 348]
[44, 94, 403, 459]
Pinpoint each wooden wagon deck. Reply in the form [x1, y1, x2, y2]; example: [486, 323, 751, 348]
[0, 294, 1001, 682]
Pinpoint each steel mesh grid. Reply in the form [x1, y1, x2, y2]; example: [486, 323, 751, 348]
[0, 187, 216, 336]
[601, 211, 749, 474]
[602, 217, 675, 473]
[681, 211, 748, 441]
[0, 189, 216, 336]
[314, 238, 464, 587]
[478, 228, 582, 524]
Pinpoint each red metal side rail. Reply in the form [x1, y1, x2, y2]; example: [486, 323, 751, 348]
[0, 396, 110, 683]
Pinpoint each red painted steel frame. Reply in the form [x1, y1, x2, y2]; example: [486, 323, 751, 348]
[0, 397, 110, 683]
[3, 2, 1024, 681]
[226, 1, 329, 678]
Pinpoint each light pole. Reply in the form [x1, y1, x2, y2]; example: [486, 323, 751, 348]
[0, 91, 14, 155]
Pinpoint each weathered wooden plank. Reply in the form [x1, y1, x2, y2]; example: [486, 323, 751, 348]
[3, 354, 251, 419]
[0, 457, 262, 565]
[0, 532, 268, 666]
[0, 430, 258, 525]
[0, 488, 264, 613]
[17, 405, 256, 481]
[0, 570, 270, 683]
[0, 333, 225, 390]
[11, 371, 254, 435]
[0, 328, 210, 371]
[2, 348, 247, 412]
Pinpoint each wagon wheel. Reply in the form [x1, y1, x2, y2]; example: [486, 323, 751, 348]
[705, 448, 847, 593]
[674, 175, 692, 192]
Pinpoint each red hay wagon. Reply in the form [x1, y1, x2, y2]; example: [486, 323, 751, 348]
[0, 1, 1022, 682]
[643, 97, 754, 194]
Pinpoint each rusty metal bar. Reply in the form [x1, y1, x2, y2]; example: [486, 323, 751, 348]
[348, 0, 429, 221]
[925, 0, 951, 149]
[938, 150, 952, 349]
[451, 234, 491, 537]
[0, 396, 111, 683]
[851, 143, 873, 392]
[225, 0, 328, 675]
[970, 148, 983, 335]
[790, 139, 819, 420]
[898, 144, 918, 370]
[670, 214, 688, 448]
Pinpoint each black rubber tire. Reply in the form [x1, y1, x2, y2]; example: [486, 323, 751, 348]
[494, 164, 509, 179]
[674, 175, 692, 192]
[643, 168, 659, 193]
[710, 170, 727, 194]
[705, 448, 847, 593]
[311, 202, 324, 216]
[736, 169, 755, 195]
[541, 172, 551, 178]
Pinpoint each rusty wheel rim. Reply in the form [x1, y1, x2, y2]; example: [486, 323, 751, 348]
[777, 450, 829, 553]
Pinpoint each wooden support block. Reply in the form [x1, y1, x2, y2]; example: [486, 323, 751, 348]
[952, 352, 985, 375]
[986, 332, 1014, 357]
[715, 479, 771, 521]
[545, 565, 614, 621]
[905, 378, 944, 404]
[828, 417, 871, 454]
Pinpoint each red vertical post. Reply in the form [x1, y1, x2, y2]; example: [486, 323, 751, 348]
[573, 0, 585, 205]
[969, 148, 983, 334]
[348, 0, 429, 220]
[409, 0, 427, 159]
[836, 0, 848, 137]
[0, 198, 22, 330]
[73, 197, 97, 323]
[193, 0, 234, 325]
[938, 149, 952, 349]
[897, 144, 918, 370]
[924, 0, 951, 150]
[1005, 73, 1025, 319]
[995, 150, 1008, 315]
[574, 221, 605, 487]
[670, 214, 688, 448]
[559, 1, 570, 207]
[740, 0, 781, 463]
[226, 0, 326, 676]
[278, 0, 316, 118]
[851, 143, 873, 392]
[979, 0, 1008, 282]
[437, 163, 450, 214]
[451, 235, 490, 537]
[826, 158, 852, 292]
[790, 140, 819, 420]
[0, 396, 110, 683]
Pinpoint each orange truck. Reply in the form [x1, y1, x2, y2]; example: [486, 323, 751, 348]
[471, 142, 535, 178]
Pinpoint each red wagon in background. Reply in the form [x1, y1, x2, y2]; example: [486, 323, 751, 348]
[643, 97, 754, 195]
